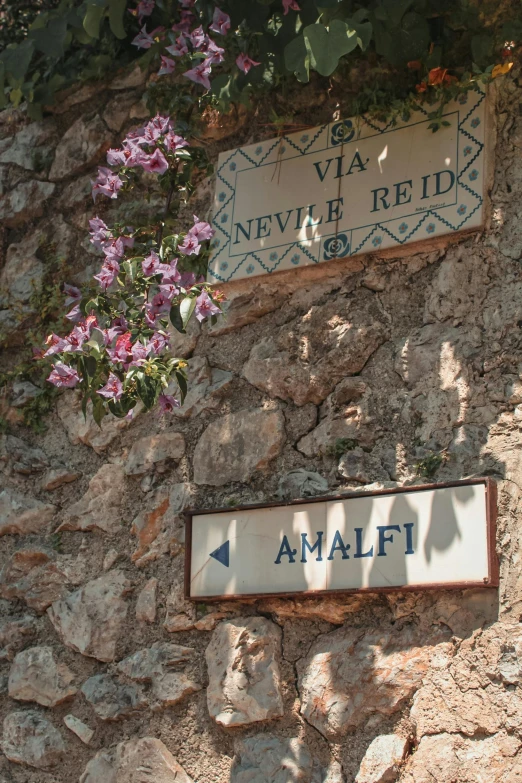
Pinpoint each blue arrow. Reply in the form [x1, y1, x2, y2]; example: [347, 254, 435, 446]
[209, 540, 229, 568]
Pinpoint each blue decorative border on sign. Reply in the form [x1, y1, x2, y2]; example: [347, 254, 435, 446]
[208, 87, 485, 284]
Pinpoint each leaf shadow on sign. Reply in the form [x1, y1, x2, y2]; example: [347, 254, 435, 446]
[367, 492, 419, 588]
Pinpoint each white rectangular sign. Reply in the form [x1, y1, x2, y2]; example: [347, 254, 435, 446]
[186, 481, 497, 599]
[208, 88, 487, 284]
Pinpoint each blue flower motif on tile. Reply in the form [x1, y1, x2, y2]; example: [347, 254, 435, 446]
[218, 192, 226, 202]
[255, 146, 263, 155]
[398, 222, 408, 234]
[457, 204, 467, 216]
[372, 236, 382, 247]
[426, 223, 436, 234]
[331, 119, 355, 145]
[463, 145, 472, 157]
[280, 145, 286, 154]
[229, 162, 237, 171]
[220, 262, 228, 271]
[220, 213, 228, 224]
[269, 251, 278, 262]
[246, 264, 255, 274]
[212, 238, 220, 248]
[323, 233, 350, 260]
[291, 254, 300, 265]
[471, 117, 480, 128]
[458, 93, 468, 105]
[300, 134, 309, 143]
[469, 169, 479, 181]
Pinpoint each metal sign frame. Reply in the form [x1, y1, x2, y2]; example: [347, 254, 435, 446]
[184, 478, 498, 602]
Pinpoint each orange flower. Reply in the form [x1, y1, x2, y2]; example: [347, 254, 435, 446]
[416, 82, 428, 93]
[428, 67, 453, 86]
[408, 60, 422, 70]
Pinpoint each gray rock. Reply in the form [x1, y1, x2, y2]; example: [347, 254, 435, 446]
[0, 435, 47, 475]
[0, 616, 37, 661]
[167, 356, 233, 419]
[297, 625, 449, 739]
[0, 120, 57, 170]
[102, 93, 136, 131]
[110, 64, 147, 89]
[57, 463, 125, 533]
[194, 409, 285, 486]
[11, 381, 42, 408]
[231, 735, 313, 783]
[242, 294, 386, 406]
[125, 432, 185, 476]
[135, 578, 158, 623]
[0, 180, 55, 227]
[81, 673, 147, 721]
[42, 468, 81, 491]
[2, 710, 65, 769]
[57, 392, 139, 453]
[80, 736, 194, 783]
[47, 570, 131, 662]
[206, 617, 284, 727]
[8, 646, 77, 707]
[277, 469, 329, 500]
[0, 549, 69, 612]
[355, 734, 409, 783]
[337, 447, 369, 483]
[130, 483, 192, 566]
[63, 714, 94, 745]
[49, 114, 111, 180]
[297, 414, 374, 457]
[168, 315, 200, 358]
[424, 246, 490, 324]
[117, 642, 200, 710]
[0, 489, 55, 536]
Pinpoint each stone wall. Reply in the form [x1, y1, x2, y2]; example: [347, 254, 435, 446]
[1, 65, 522, 783]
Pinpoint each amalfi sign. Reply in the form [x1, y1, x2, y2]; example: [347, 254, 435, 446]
[185, 480, 498, 600]
[208, 88, 487, 284]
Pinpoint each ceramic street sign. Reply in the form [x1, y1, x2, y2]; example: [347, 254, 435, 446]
[186, 480, 497, 600]
[208, 87, 487, 284]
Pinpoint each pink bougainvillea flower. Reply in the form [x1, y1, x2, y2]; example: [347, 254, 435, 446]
[106, 148, 127, 166]
[130, 0, 155, 21]
[178, 233, 201, 256]
[150, 292, 172, 315]
[140, 148, 169, 174]
[44, 333, 68, 357]
[164, 131, 189, 152]
[91, 167, 123, 201]
[107, 332, 132, 363]
[283, 0, 300, 13]
[194, 290, 221, 322]
[183, 61, 212, 90]
[210, 7, 231, 35]
[189, 25, 207, 49]
[189, 215, 214, 242]
[66, 303, 82, 322]
[158, 55, 176, 75]
[97, 372, 124, 401]
[166, 35, 189, 57]
[149, 331, 169, 354]
[179, 0, 195, 7]
[159, 283, 179, 300]
[159, 258, 181, 283]
[236, 53, 261, 74]
[172, 10, 194, 32]
[179, 271, 196, 289]
[103, 237, 125, 262]
[94, 261, 119, 290]
[89, 217, 110, 249]
[129, 340, 149, 366]
[148, 114, 171, 135]
[47, 362, 80, 389]
[205, 39, 225, 65]
[158, 393, 181, 413]
[132, 25, 155, 49]
[142, 250, 161, 276]
[63, 284, 81, 308]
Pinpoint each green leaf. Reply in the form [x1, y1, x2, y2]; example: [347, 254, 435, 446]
[0, 65, 6, 110]
[108, 0, 126, 39]
[350, 20, 372, 51]
[170, 304, 185, 333]
[30, 16, 68, 58]
[1, 40, 35, 81]
[471, 34, 493, 68]
[91, 394, 106, 427]
[176, 370, 187, 402]
[137, 375, 156, 410]
[83, 3, 106, 39]
[123, 258, 139, 283]
[303, 21, 358, 77]
[284, 35, 310, 82]
[85, 356, 97, 376]
[180, 296, 197, 329]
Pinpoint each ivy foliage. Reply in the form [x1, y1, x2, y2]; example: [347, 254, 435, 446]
[1, 0, 521, 120]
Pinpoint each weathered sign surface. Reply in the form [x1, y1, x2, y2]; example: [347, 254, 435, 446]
[208, 88, 487, 283]
[186, 480, 497, 600]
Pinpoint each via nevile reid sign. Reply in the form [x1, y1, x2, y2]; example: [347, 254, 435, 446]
[208, 87, 487, 284]
[185, 480, 498, 600]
